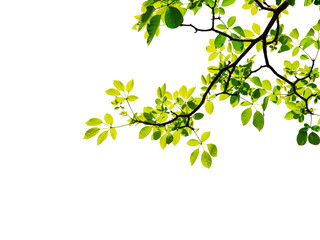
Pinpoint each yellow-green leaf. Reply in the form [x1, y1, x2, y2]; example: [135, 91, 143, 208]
[252, 23, 261, 35]
[190, 148, 199, 166]
[201, 151, 212, 168]
[113, 80, 125, 91]
[84, 127, 100, 139]
[205, 100, 214, 114]
[97, 131, 108, 145]
[104, 113, 113, 125]
[126, 79, 134, 92]
[127, 95, 139, 102]
[86, 118, 102, 126]
[110, 128, 117, 140]
[139, 126, 153, 139]
[106, 88, 120, 96]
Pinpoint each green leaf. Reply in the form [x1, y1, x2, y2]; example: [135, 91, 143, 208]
[190, 148, 199, 166]
[201, 151, 212, 168]
[262, 80, 272, 91]
[97, 131, 108, 145]
[233, 26, 245, 37]
[253, 111, 264, 131]
[187, 139, 200, 146]
[84, 127, 100, 139]
[251, 76, 262, 87]
[86, 118, 102, 126]
[104, 113, 113, 125]
[297, 129, 308, 145]
[227, 16, 236, 27]
[240, 101, 251, 106]
[207, 144, 217, 157]
[221, 0, 236, 7]
[292, 47, 300, 57]
[138, 6, 155, 31]
[241, 108, 252, 126]
[262, 96, 269, 111]
[127, 95, 139, 101]
[306, 28, 315, 37]
[201, 131, 210, 142]
[126, 79, 134, 92]
[311, 125, 320, 132]
[106, 88, 120, 96]
[278, 45, 290, 53]
[215, 34, 227, 48]
[300, 54, 309, 60]
[308, 132, 320, 145]
[139, 126, 153, 139]
[165, 7, 183, 29]
[193, 113, 204, 120]
[113, 80, 125, 91]
[147, 15, 161, 45]
[110, 128, 117, 140]
[313, 20, 320, 31]
[289, 28, 299, 39]
[231, 39, 244, 52]
[284, 111, 294, 120]
[205, 101, 214, 114]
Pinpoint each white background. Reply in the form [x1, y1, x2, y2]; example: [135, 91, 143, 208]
[0, 1, 320, 239]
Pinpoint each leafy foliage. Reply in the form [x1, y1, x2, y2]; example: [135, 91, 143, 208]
[85, 0, 320, 168]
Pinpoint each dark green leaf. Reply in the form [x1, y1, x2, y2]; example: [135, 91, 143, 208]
[287, 0, 295, 6]
[165, 7, 183, 29]
[147, 15, 161, 45]
[193, 113, 204, 120]
[297, 129, 308, 145]
[308, 132, 320, 145]
[166, 133, 174, 144]
[138, 6, 155, 31]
